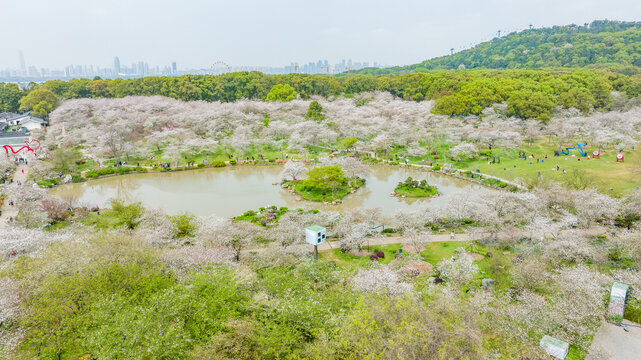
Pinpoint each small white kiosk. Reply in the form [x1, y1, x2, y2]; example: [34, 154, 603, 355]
[305, 225, 326, 260]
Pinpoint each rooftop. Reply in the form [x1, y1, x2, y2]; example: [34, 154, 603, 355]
[306, 225, 325, 232]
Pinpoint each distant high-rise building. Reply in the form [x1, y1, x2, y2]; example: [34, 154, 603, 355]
[28, 66, 40, 78]
[113, 56, 121, 75]
[18, 50, 26, 76]
[172, 62, 177, 74]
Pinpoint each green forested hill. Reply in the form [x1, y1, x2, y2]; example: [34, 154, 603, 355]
[359, 20, 641, 75]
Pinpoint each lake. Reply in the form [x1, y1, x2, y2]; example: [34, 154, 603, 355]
[51, 165, 485, 217]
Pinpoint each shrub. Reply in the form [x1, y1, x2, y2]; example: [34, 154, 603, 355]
[168, 213, 197, 238]
[197, 163, 205, 168]
[370, 254, 379, 261]
[37, 178, 61, 188]
[375, 251, 385, 259]
[84, 166, 147, 178]
[71, 174, 86, 183]
[229, 160, 237, 165]
[110, 199, 144, 229]
[382, 228, 397, 234]
[213, 160, 226, 167]
[433, 165, 442, 171]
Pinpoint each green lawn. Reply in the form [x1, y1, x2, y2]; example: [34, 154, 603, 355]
[82, 210, 122, 229]
[455, 139, 641, 195]
[320, 241, 500, 268]
[378, 138, 641, 196]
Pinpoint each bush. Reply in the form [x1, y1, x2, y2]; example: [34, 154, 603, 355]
[382, 228, 397, 234]
[433, 165, 442, 171]
[110, 199, 144, 229]
[213, 161, 226, 167]
[71, 174, 86, 183]
[85, 166, 147, 178]
[375, 251, 385, 259]
[229, 160, 237, 165]
[197, 163, 205, 168]
[37, 178, 61, 188]
[168, 213, 197, 238]
[370, 254, 379, 261]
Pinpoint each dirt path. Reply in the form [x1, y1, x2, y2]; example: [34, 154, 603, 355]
[589, 320, 641, 359]
[0, 164, 28, 229]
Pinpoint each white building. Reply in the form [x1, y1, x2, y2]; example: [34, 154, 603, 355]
[19, 115, 45, 130]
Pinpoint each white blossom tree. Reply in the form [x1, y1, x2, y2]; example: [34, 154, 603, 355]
[437, 249, 478, 286]
[279, 161, 307, 181]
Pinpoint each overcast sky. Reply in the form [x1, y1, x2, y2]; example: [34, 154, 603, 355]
[2, 0, 641, 70]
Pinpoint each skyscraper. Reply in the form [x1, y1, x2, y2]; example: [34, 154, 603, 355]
[113, 56, 121, 75]
[172, 62, 177, 74]
[18, 50, 26, 76]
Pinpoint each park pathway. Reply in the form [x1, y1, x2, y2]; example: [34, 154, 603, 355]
[316, 232, 470, 251]
[0, 164, 28, 229]
[589, 320, 641, 359]
[242, 232, 472, 255]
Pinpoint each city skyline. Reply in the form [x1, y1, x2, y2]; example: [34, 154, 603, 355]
[0, 53, 387, 81]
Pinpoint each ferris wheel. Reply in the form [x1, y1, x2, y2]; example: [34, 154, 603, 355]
[210, 61, 231, 75]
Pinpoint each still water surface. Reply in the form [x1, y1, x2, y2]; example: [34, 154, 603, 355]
[51, 166, 485, 217]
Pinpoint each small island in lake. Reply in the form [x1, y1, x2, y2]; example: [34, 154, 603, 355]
[281, 165, 365, 203]
[393, 177, 439, 197]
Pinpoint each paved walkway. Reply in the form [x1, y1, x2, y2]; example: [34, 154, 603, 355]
[0, 164, 28, 229]
[589, 320, 641, 359]
[243, 232, 471, 255]
[316, 233, 470, 251]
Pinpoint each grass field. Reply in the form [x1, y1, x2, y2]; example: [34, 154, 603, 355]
[319, 241, 510, 278]
[456, 140, 641, 196]
[380, 138, 641, 196]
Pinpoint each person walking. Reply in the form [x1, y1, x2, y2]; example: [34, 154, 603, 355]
[450, 231, 455, 240]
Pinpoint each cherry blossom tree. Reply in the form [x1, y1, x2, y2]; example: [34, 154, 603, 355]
[279, 161, 307, 181]
[572, 189, 620, 228]
[351, 266, 413, 296]
[449, 142, 477, 161]
[436, 248, 478, 286]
